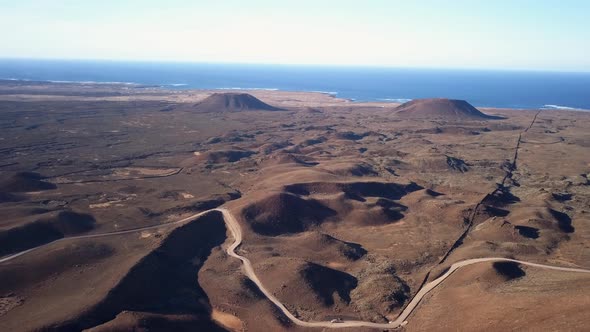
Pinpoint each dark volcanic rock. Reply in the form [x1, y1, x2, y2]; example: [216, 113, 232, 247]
[0, 172, 57, 192]
[300, 262, 357, 306]
[493, 261, 526, 279]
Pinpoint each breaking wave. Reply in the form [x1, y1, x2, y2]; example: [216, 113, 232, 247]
[542, 104, 581, 110]
[217, 87, 279, 91]
[378, 98, 412, 103]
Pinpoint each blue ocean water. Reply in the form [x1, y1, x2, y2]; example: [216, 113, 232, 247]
[1, 59, 589, 110]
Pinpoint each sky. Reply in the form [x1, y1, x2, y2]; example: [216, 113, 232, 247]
[1, 0, 589, 71]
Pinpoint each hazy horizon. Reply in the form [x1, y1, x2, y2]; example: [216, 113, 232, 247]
[1, 0, 589, 72]
[2, 57, 590, 74]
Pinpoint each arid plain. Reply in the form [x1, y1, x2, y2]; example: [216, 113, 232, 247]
[1, 80, 589, 331]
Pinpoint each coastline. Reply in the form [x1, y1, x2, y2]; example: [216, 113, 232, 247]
[0, 78, 588, 112]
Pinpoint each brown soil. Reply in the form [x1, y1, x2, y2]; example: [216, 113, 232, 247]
[1, 81, 589, 331]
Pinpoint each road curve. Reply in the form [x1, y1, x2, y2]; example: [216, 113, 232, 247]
[2, 207, 590, 329]
[218, 207, 590, 329]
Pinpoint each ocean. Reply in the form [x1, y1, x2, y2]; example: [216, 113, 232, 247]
[1, 59, 589, 110]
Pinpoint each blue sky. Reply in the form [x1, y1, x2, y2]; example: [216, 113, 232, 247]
[1, 0, 589, 71]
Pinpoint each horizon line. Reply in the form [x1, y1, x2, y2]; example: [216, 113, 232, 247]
[1, 56, 589, 74]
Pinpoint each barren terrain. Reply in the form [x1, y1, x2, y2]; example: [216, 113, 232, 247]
[1, 80, 589, 331]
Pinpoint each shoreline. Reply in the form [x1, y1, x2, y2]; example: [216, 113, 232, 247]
[0, 78, 588, 112]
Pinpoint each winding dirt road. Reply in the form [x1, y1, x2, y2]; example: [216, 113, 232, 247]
[2, 207, 590, 329]
[218, 208, 590, 329]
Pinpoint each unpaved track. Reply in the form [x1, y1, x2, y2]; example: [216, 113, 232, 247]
[218, 208, 590, 329]
[0, 210, 211, 264]
[2, 207, 590, 329]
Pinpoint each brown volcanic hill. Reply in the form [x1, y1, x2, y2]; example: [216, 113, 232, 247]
[394, 98, 499, 119]
[300, 262, 357, 306]
[242, 192, 336, 235]
[46, 211, 227, 331]
[194, 93, 283, 112]
[0, 210, 96, 256]
[280, 231, 367, 262]
[351, 259, 411, 321]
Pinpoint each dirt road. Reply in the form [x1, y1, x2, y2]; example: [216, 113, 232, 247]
[3, 207, 590, 329]
[218, 208, 590, 329]
[0, 210, 212, 264]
